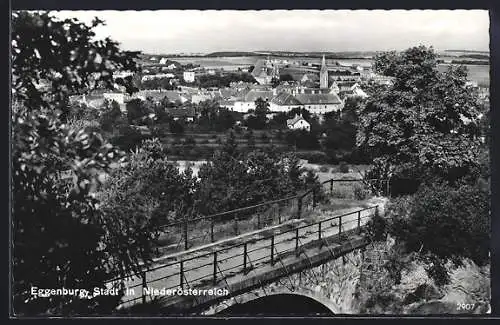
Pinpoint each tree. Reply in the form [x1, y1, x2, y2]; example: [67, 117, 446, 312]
[248, 97, 270, 130]
[285, 129, 320, 150]
[100, 139, 198, 233]
[196, 143, 304, 217]
[271, 77, 280, 88]
[255, 98, 269, 119]
[12, 11, 147, 315]
[126, 98, 150, 125]
[169, 119, 184, 134]
[357, 46, 483, 193]
[109, 124, 146, 152]
[13, 109, 127, 315]
[99, 100, 124, 132]
[279, 74, 295, 82]
[12, 11, 139, 111]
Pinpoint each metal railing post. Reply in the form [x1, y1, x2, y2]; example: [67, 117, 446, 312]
[210, 218, 215, 243]
[234, 212, 238, 236]
[357, 210, 361, 234]
[339, 215, 342, 236]
[184, 217, 188, 250]
[243, 243, 247, 271]
[271, 235, 275, 265]
[330, 179, 333, 195]
[257, 213, 261, 229]
[295, 228, 299, 256]
[179, 260, 184, 289]
[312, 187, 317, 210]
[297, 196, 302, 219]
[141, 271, 147, 304]
[319, 221, 322, 240]
[213, 251, 217, 285]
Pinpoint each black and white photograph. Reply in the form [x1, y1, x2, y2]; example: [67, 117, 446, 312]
[11, 9, 491, 316]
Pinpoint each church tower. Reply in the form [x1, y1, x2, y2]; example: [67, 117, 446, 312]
[320, 55, 328, 89]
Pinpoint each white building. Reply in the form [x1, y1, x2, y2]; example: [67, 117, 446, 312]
[287, 115, 311, 131]
[351, 84, 369, 98]
[113, 71, 134, 79]
[141, 73, 175, 81]
[183, 71, 196, 83]
[269, 92, 304, 112]
[103, 92, 125, 104]
[294, 93, 343, 114]
[232, 90, 273, 113]
[191, 93, 213, 104]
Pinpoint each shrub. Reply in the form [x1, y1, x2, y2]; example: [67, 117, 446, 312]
[296, 152, 328, 164]
[339, 161, 349, 173]
[389, 182, 489, 266]
[184, 136, 196, 147]
[353, 183, 370, 200]
[319, 165, 330, 173]
[151, 126, 167, 138]
[365, 207, 388, 241]
[385, 182, 490, 285]
[110, 125, 146, 152]
[331, 187, 351, 199]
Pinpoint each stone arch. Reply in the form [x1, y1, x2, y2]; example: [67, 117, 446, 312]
[200, 285, 340, 315]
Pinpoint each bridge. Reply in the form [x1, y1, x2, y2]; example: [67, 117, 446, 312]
[107, 178, 390, 315]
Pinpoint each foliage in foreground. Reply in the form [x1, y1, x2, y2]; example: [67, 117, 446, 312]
[12, 11, 143, 315]
[196, 132, 307, 216]
[358, 46, 485, 195]
[369, 181, 490, 286]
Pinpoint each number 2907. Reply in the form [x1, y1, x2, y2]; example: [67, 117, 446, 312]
[457, 303, 475, 311]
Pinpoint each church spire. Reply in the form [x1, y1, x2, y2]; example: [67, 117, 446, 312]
[320, 54, 328, 89]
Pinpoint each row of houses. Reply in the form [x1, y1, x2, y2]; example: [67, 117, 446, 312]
[72, 79, 370, 118]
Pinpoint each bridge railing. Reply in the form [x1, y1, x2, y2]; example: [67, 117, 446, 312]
[108, 204, 379, 309]
[154, 178, 389, 255]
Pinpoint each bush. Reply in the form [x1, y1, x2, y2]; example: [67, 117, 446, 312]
[385, 182, 490, 285]
[330, 187, 351, 199]
[110, 125, 147, 152]
[184, 136, 196, 147]
[339, 161, 349, 173]
[389, 182, 489, 266]
[151, 126, 167, 138]
[296, 152, 328, 164]
[353, 183, 370, 200]
[169, 120, 184, 134]
[365, 207, 388, 241]
[319, 165, 330, 173]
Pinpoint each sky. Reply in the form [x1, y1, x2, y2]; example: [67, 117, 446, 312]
[51, 10, 490, 55]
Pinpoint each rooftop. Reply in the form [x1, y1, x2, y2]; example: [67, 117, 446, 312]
[243, 90, 274, 102]
[295, 93, 342, 105]
[286, 115, 309, 127]
[271, 92, 302, 106]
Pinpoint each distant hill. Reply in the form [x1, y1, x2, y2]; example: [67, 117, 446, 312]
[204, 51, 376, 59]
[444, 50, 489, 54]
[205, 51, 264, 57]
[459, 54, 489, 60]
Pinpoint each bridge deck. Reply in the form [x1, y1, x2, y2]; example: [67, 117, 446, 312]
[113, 205, 377, 312]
